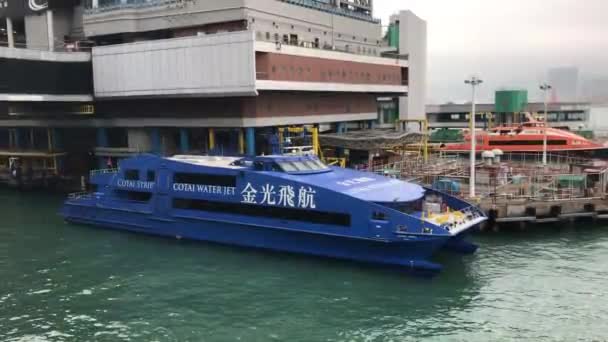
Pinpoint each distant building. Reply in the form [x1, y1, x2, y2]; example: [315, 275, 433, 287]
[547, 67, 579, 102]
[581, 78, 608, 104]
[427, 101, 591, 131]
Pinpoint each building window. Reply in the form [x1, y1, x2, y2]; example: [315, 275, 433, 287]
[265, 32, 271, 40]
[282, 34, 289, 44]
[289, 34, 298, 45]
[274, 33, 280, 42]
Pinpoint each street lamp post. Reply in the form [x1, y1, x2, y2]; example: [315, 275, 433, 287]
[465, 76, 483, 198]
[540, 83, 552, 165]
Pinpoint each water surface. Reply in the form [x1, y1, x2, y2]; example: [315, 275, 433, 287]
[0, 190, 607, 341]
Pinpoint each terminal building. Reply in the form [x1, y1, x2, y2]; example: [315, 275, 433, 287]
[427, 90, 593, 137]
[0, 0, 427, 188]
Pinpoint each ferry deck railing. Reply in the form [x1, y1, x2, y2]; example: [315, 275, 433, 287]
[90, 168, 119, 176]
[68, 192, 93, 200]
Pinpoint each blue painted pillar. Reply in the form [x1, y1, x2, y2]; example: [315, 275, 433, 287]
[96, 128, 109, 169]
[337, 122, 348, 134]
[179, 128, 190, 154]
[96, 128, 108, 148]
[151, 128, 162, 155]
[335, 123, 347, 157]
[269, 128, 280, 155]
[246, 127, 256, 156]
[15, 128, 28, 149]
[13, 129, 20, 149]
[52, 128, 62, 150]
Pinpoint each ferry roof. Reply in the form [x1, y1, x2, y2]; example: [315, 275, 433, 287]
[164, 154, 425, 203]
[169, 155, 244, 169]
[280, 165, 425, 203]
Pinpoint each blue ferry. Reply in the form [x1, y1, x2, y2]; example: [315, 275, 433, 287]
[62, 154, 486, 273]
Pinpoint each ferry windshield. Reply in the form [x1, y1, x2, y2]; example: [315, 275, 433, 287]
[278, 159, 329, 172]
[381, 199, 423, 214]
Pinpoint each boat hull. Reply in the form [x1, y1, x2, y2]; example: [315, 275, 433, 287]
[62, 203, 452, 274]
[443, 145, 608, 154]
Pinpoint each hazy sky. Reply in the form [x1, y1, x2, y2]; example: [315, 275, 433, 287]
[374, 0, 608, 103]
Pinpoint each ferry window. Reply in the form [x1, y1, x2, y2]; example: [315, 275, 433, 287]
[253, 161, 265, 171]
[147, 171, 156, 182]
[173, 173, 236, 187]
[271, 163, 282, 172]
[291, 161, 308, 171]
[372, 212, 388, 221]
[489, 140, 567, 146]
[173, 199, 351, 227]
[124, 169, 139, 181]
[278, 162, 297, 172]
[314, 160, 328, 169]
[115, 190, 152, 203]
[303, 160, 319, 170]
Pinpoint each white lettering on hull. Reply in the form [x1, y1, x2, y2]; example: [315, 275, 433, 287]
[116, 179, 155, 190]
[241, 182, 317, 209]
[172, 183, 236, 196]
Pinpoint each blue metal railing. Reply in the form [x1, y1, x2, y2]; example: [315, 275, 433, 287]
[84, 0, 380, 23]
[84, 0, 186, 14]
[279, 0, 379, 23]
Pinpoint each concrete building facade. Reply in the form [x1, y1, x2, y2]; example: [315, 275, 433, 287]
[0, 0, 428, 187]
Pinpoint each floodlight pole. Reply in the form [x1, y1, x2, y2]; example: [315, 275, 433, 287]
[540, 83, 552, 166]
[465, 76, 483, 198]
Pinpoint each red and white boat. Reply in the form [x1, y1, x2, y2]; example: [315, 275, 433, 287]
[443, 122, 607, 153]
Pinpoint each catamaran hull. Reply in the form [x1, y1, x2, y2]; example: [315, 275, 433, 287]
[62, 203, 462, 274]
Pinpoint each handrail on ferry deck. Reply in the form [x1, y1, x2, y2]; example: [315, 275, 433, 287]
[68, 192, 92, 200]
[90, 168, 119, 176]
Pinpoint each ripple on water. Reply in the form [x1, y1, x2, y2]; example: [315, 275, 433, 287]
[2, 193, 608, 341]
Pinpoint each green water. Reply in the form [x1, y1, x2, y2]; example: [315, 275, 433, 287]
[1, 190, 608, 342]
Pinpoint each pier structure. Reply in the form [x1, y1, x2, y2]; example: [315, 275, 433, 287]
[0, 0, 429, 190]
[370, 152, 608, 229]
